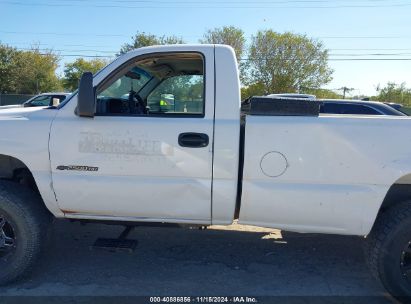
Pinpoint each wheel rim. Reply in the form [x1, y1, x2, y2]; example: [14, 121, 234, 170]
[0, 214, 16, 261]
[401, 240, 411, 283]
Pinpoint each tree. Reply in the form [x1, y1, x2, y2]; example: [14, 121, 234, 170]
[303, 88, 342, 99]
[338, 86, 355, 99]
[16, 46, 61, 94]
[200, 26, 247, 84]
[0, 44, 19, 94]
[247, 31, 333, 94]
[0, 43, 61, 94]
[63, 58, 108, 91]
[241, 81, 266, 100]
[241, 83, 341, 101]
[200, 26, 245, 61]
[375, 82, 411, 107]
[119, 31, 184, 54]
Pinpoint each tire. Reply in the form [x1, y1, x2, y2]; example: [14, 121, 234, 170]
[0, 180, 51, 285]
[365, 201, 411, 300]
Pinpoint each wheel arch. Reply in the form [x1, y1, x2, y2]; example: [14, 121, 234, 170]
[0, 154, 28, 180]
[369, 174, 411, 234]
[380, 174, 411, 211]
[0, 153, 60, 217]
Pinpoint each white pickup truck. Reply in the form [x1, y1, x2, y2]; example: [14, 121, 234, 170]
[1, 44, 411, 298]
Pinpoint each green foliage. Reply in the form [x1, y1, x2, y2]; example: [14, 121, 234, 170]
[159, 76, 204, 113]
[375, 82, 411, 107]
[0, 44, 19, 94]
[241, 82, 266, 100]
[63, 58, 108, 91]
[241, 83, 341, 101]
[200, 26, 247, 83]
[400, 107, 411, 115]
[17, 47, 61, 94]
[200, 26, 245, 61]
[151, 75, 203, 101]
[303, 88, 342, 99]
[0, 43, 61, 94]
[247, 31, 333, 94]
[119, 32, 185, 54]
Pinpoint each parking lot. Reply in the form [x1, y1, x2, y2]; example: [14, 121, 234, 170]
[0, 220, 396, 302]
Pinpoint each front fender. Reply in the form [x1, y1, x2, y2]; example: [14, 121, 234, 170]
[0, 109, 62, 217]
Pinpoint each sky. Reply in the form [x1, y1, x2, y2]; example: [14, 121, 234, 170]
[1, 0, 410, 96]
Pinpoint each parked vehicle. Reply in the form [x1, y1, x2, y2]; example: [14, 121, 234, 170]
[267, 93, 316, 99]
[1, 45, 411, 299]
[266, 94, 406, 116]
[0, 93, 70, 110]
[320, 99, 406, 116]
[384, 102, 408, 114]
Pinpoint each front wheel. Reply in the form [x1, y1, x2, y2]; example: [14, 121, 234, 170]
[0, 181, 50, 285]
[365, 201, 411, 300]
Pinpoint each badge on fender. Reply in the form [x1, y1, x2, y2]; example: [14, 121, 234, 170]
[56, 165, 99, 172]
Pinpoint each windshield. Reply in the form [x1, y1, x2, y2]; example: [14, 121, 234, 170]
[25, 95, 51, 106]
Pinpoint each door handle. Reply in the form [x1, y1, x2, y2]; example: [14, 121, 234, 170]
[178, 133, 209, 148]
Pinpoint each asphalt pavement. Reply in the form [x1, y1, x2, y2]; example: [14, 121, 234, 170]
[0, 220, 398, 302]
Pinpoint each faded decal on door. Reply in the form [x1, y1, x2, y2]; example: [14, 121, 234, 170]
[78, 132, 174, 158]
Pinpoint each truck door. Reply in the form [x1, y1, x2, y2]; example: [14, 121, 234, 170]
[49, 48, 215, 224]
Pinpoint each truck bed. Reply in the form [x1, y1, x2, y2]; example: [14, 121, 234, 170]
[238, 106, 411, 235]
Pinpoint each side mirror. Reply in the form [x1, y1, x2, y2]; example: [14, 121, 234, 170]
[77, 72, 96, 117]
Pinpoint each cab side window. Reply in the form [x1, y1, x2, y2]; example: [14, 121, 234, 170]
[147, 75, 203, 114]
[96, 53, 205, 117]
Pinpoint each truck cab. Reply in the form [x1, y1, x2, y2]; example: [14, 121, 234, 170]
[49, 45, 240, 225]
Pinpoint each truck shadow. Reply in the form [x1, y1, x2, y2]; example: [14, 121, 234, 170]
[1, 220, 388, 298]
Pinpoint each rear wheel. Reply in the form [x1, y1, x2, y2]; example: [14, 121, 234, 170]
[365, 201, 411, 300]
[0, 181, 50, 285]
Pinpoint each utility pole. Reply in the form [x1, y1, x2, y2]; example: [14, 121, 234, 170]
[339, 87, 355, 99]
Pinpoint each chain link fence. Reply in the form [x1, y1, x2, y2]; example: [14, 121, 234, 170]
[0, 94, 34, 106]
